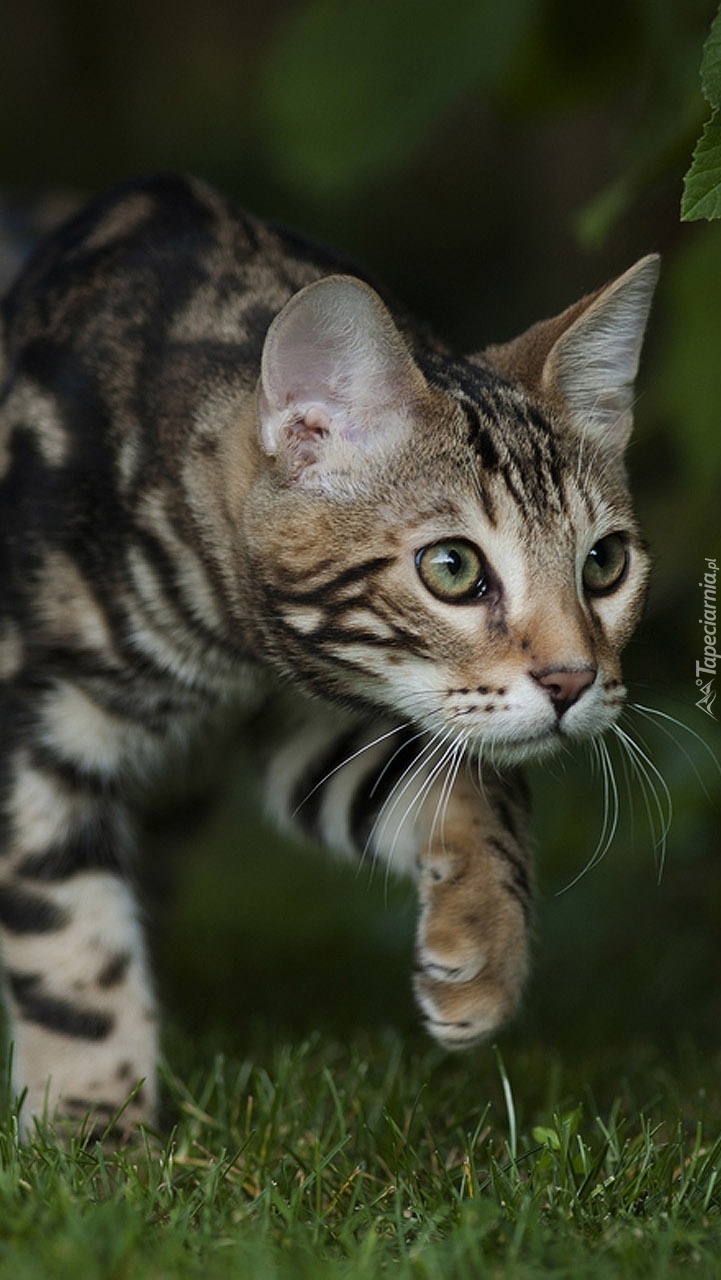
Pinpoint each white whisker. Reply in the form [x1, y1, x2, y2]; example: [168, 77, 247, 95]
[382, 732, 462, 871]
[438, 734, 468, 854]
[291, 721, 409, 818]
[428, 732, 468, 855]
[369, 726, 428, 799]
[476, 745, 486, 798]
[613, 725, 638, 849]
[612, 722, 673, 882]
[557, 735, 619, 894]
[627, 702, 721, 801]
[362, 729, 451, 868]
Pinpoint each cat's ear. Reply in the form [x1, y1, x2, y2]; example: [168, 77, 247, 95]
[485, 255, 660, 450]
[258, 275, 426, 483]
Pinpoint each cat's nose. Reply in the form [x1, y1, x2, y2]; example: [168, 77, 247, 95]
[531, 666, 596, 720]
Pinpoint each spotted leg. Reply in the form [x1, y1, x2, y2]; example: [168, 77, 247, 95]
[0, 690, 157, 1136]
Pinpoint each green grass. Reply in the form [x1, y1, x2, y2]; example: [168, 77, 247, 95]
[3, 1037, 721, 1278]
[1, 709, 720, 1279]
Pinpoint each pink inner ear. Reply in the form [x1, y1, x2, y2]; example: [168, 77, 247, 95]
[302, 406, 331, 437]
[260, 276, 426, 466]
[281, 403, 334, 471]
[292, 399, 364, 446]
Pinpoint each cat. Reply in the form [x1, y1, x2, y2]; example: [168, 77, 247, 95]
[0, 172, 658, 1137]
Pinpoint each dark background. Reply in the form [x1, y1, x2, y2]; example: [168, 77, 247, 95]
[2, 0, 720, 1065]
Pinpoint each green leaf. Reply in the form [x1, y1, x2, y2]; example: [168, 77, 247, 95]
[682, 2, 721, 220]
[532, 1125, 561, 1151]
[681, 109, 721, 220]
[259, 0, 533, 200]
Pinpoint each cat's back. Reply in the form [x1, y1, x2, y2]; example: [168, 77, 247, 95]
[1, 173, 353, 392]
[0, 174, 349, 695]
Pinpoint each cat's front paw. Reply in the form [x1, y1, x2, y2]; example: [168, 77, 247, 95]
[413, 960, 522, 1048]
[413, 846, 529, 1048]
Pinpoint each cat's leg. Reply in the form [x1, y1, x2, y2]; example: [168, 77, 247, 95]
[408, 766, 532, 1046]
[264, 700, 532, 1046]
[0, 688, 157, 1136]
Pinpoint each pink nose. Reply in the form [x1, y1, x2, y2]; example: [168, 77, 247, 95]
[531, 666, 596, 720]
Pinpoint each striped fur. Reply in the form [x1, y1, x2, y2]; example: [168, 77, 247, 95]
[0, 174, 657, 1135]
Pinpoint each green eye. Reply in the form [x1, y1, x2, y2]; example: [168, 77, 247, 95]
[582, 534, 628, 595]
[416, 539, 487, 603]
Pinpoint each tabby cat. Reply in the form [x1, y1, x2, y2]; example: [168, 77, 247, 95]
[0, 173, 658, 1135]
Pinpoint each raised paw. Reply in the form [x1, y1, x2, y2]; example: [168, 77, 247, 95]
[413, 841, 530, 1048]
[413, 955, 524, 1048]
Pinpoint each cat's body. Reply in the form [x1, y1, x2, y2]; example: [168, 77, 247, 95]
[0, 173, 657, 1134]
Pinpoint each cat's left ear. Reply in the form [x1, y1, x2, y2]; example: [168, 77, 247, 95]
[258, 275, 427, 485]
[485, 255, 660, 450]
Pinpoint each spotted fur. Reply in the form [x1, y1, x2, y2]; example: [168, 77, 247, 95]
[0, 174, 658, 1135]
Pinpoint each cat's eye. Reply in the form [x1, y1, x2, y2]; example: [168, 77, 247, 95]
[582, 533, 628, 595]
[416, 539, 488, 603]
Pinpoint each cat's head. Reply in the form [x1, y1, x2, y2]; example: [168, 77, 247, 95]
[249, 255, 659, 764]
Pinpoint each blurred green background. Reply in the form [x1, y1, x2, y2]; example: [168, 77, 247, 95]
[2, 0, 720, 1070]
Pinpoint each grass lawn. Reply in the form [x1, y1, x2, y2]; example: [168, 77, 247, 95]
[1, 709, 719, 1279]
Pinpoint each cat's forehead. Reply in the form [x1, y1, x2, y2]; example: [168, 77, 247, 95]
[416, 353, 627, 531]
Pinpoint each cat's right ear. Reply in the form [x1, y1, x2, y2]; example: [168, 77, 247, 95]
[258, 276, 426, 485]
[484, 255, 660, 451]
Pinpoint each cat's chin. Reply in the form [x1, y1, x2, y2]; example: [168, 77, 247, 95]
[477, 729, 564, 767]
[481, 723, 615, 767]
